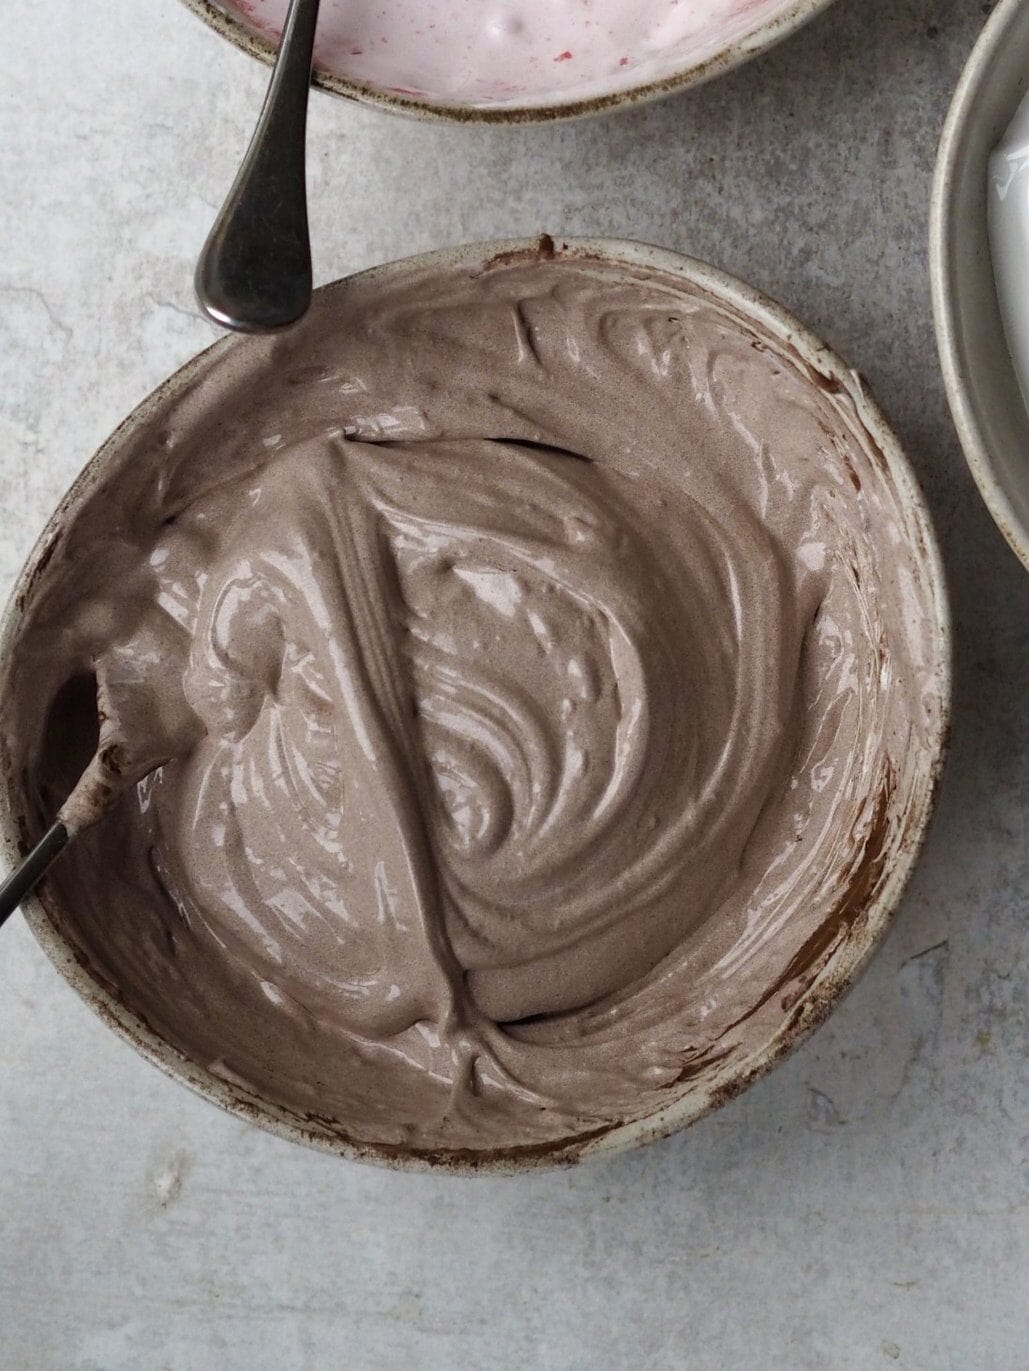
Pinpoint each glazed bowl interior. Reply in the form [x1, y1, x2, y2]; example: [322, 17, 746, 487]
[931, 0, 1029, 570]
[0, 239, 950, 1173]
[183, 0, 838, 121]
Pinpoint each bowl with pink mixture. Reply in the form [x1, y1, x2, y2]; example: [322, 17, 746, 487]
[180, 0, 838, 122]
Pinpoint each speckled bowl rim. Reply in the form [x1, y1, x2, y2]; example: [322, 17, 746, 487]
[929, 0, 1029, 572]
[0, 237, 951, 1174]
[178, 0, 839, 124]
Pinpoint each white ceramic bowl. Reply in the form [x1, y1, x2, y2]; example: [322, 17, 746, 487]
[0, 238, 951, 1172]
[180, 0, 839, 123]
[931, 0, 1029, 572]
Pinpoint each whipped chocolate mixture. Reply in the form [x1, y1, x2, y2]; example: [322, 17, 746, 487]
[1, 252, 942, 1154]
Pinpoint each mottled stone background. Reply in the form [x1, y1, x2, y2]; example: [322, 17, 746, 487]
[1, 1, 1026, 1366]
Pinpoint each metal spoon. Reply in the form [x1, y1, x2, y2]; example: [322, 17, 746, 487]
[195, 0, 321, 332]
[4, 3, 321, 920]
[0, 748, 171, 932]
[0, 820, 71, 931]
[0, 646, 204, 930]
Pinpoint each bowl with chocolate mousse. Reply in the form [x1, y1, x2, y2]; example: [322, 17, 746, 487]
[0, 239, 950, 1172]
[180, 0, 839, 122]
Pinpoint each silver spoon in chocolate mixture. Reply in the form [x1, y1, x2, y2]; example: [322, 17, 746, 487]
[0, 821, 71, 930]
[0, 640, 204, 929]
[195, 0, 321, 332]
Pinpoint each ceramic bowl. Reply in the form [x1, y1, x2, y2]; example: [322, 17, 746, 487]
[180, 0, 839, 123]
[931, 0, 1029, 571]
[0, 238, 951, 1172]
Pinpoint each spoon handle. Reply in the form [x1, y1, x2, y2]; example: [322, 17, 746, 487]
[0, 822, 70, 930]
[195, 0, 321, 333]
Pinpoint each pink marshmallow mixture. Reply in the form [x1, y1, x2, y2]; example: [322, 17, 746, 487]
[222, 0, 784, 107]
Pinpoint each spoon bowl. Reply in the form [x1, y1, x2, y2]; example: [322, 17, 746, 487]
[195, 0, 321, 332]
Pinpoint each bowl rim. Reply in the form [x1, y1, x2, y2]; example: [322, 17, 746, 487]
[0, 236, 952, 1174]
[177, 0, 839, 124]
[929, 0, 1029, 573]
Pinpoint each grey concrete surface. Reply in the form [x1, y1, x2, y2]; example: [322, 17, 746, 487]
[1, 1, 1026, 1367]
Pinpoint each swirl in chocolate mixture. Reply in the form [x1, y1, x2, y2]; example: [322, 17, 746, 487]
[1, 253, 945, 1153]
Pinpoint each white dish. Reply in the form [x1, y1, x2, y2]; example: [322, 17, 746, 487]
[931, 0, 1029, 571]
